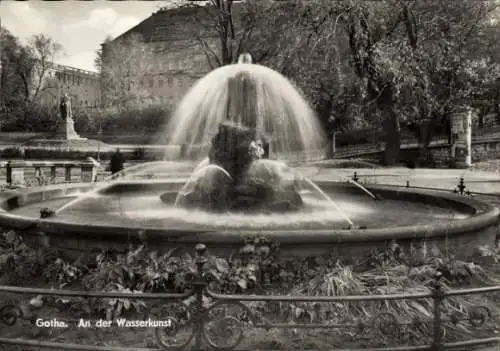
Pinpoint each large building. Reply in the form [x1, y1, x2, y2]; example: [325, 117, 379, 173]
[100, 4, 224, 105]
[37, 62, 101, 110]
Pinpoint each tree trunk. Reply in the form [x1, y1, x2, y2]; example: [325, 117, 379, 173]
[377, 83, 400, 166]
[478, 114, 484, 129]
[316, 89, 334, 133]
[383, 108, 400, 166]
[496, 100, 500, 124]
[419, 120, 435, 167]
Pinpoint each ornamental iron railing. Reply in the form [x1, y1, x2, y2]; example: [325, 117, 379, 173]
[0, 243, 499, 351]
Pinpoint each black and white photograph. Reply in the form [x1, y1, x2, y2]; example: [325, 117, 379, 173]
[1, 0, 500, 350]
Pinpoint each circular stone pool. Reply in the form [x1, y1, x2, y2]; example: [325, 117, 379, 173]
[0, 180, 498, 260]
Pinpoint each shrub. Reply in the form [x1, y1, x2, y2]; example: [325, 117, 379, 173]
[2, 228, 499, 347]
[132, 147, 145, 160]
[0, 147, 166, 161]
[0, 147, 24, 159]
[1, 103, 60, 133]
[84, 105, 172, 136]
[2, 102, 173, 137]
[23, 148, 101, 160]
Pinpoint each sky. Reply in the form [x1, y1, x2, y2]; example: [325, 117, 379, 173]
[0, 0, 189, 72]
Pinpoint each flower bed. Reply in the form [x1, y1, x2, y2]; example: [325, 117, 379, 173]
[0, 228, 499, 350]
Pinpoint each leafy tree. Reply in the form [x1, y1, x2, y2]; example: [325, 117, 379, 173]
[264, 1, 361, 134]
[390, 0, 499, 163]
[97, 33, 157, 109]
[0, 29, 62, 131]
[0, 28, 35, 104]
[286, 0, 499, 165]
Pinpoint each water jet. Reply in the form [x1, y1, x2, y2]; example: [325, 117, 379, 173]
[0, 54, 498, 261]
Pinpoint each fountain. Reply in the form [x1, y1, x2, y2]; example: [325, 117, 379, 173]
[0, 54, 498, 260]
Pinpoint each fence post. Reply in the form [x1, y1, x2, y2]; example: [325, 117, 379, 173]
[80, 163, 96, 183]
[432, 272, 444, 351]
[6, 162, 12, 186]
[193, 243, 208, 351]
[50, 166, 57, 184]
[64, 166, 72, 182]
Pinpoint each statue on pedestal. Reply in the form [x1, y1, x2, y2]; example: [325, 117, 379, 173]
[60, 93, 72, 120]
[56, 92, 86, 141]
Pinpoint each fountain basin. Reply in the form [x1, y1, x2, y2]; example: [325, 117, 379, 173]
[0, 181, 498, 261]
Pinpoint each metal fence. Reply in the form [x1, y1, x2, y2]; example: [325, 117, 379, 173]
[0, 243, 499, 351]
[348, 171, 497, 197]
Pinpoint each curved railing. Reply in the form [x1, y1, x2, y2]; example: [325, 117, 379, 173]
[0, 243, 499, 351]
[348, 171, 497, 197]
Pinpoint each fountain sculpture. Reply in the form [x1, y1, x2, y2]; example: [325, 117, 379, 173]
[164, 54, 323, 213]
[0, 54, 498, 260]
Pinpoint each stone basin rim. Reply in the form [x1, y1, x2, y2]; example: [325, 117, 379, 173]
[0, 181, 498, 246]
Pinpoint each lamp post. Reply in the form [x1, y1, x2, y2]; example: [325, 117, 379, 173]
[332, 130, 337, 156]
[96, 107, 102, 162]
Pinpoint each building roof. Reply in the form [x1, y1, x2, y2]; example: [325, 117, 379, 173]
[51, 63, 99, 77]
[110, 2, 244, 44]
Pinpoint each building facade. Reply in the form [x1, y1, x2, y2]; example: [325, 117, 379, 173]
[37, 63, 101, 110]
[100, 5, 220, 106]
[54, 64, 101, 109]
[39, 64, 101, 108]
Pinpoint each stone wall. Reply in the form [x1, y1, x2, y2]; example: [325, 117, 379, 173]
[471, 139, 500, 161]
[339, 139, 500, 167]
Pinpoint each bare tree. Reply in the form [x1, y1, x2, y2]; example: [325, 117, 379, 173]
[186, 0, 302, 68]
[27, 34, 63, 103]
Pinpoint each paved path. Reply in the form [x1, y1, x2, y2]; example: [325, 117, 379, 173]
[298, 166, 500, 194]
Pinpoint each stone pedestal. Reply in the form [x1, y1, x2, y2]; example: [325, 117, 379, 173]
[55, 118, 87, 140]
[65, 166, 72, 182]
[81, 164, 97, 182]
[450, 107, 472, 168]
[6, 163, 25, 186]
[50, 167, 56, 183]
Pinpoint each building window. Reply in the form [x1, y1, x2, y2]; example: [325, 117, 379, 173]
[149, 78, 154, 88]
[167, 77, 173, 87]
[159, 79, 164, 88]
